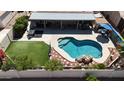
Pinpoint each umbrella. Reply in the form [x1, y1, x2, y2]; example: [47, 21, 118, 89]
[98, 23, 112, 30]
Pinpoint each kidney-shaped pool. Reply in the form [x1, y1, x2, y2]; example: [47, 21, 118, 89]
[58, 37, 102, 59]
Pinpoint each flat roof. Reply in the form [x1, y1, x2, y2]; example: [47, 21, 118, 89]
[29, 12, 95, 21]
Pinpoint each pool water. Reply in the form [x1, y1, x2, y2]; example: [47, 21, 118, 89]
[58, 37, 102, 59]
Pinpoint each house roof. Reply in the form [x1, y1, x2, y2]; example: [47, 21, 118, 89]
[0, 11, 5, 16]
[119, 11, 124, 18]
[29, 12, 95, 21]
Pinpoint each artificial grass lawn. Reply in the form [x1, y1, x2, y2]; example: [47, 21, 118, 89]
[6, 41, 50, 66]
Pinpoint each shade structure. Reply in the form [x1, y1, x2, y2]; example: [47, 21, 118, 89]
[29, 12, 95, 21]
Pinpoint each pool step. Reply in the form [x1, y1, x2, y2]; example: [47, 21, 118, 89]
[58, 39, 70, 47]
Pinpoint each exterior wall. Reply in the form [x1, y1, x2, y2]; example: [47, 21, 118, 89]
[0, 11, 17, 28]
[1, 69, 124, 79]
[0, 29, 13, 51]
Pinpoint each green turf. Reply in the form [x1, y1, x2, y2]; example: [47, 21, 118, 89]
[6, 41, 50, 66]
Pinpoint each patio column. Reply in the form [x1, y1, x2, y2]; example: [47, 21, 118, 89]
[60, 20, 63, 30]
[44, 20, 46, 29]
[77, 21, 79, 30]
[92, 21, 96, 29]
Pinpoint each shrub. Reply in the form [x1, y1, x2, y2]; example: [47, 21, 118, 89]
[13, 16, 28, 38]
[86, 75, 98, 81]
[1, 64, 10, 71]
[1, 61, 16, 71]
[92, 63, 106, 69]
[11, 55, 34, 71]
[13, 23, 25, 32]
[85, 74, 98, 81]
[44, 59, 63, 71]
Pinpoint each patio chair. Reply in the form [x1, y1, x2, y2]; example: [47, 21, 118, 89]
[27, 30, 35, 39]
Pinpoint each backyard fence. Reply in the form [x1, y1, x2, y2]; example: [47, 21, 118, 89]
[0, 69, 124, 79]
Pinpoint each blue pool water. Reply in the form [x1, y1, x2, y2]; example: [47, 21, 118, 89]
[58, 37, 102, 59]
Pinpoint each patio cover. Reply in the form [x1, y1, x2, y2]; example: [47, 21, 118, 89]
[29, 12, 95, 21]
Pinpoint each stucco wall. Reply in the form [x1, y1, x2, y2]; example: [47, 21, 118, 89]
[0, 29, 13, 51]
[0, 69, 124, 79]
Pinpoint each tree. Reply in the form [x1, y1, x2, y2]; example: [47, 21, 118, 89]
[13, 16, 28, 38]
[16, 16, 28, 25]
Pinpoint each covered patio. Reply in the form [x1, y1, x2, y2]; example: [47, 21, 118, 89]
[28, 12, 95, 33]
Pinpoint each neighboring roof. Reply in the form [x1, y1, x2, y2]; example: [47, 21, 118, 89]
[94, 12, 109, 24]
[29, 12, 95, 21]
[0, 11, 5, 16]
[96, 17, 108, 24]
[94, 13, 103, 18]
[119, 11, 124, 18]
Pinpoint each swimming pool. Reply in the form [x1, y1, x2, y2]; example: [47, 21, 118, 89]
[58, 37, 102, 59]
